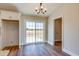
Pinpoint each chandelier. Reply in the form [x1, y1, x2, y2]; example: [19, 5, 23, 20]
[35, 3, 47, 14]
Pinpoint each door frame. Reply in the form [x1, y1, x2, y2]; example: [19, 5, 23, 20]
[54, 17, 62, 48]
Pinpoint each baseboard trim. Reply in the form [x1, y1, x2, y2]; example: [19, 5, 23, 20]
[48, 41, 53, 46]
[63, 48, 78, 56]
[20, 41, 48, 46]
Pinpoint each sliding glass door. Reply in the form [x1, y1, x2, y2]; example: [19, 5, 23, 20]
[26, 21, 35, 44]
[25, 21, 44, 44]
[36, 22, 43, 42]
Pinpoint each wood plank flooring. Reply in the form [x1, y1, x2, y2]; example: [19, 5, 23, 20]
[19, 43, 70, 56]
[2, 46, 19, 56]
[2, 43, 70, 56]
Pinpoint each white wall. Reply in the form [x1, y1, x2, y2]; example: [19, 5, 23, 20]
[48, 4, 79, 55]
[63, 4, 79, 55]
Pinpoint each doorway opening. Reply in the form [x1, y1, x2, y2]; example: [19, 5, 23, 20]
[54, 17, 62, 48]
[25, 21, 44, 44]
[2, 20, 19, 46]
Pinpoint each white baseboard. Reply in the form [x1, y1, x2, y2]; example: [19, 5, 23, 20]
[19, 41, 48, 45]
[48, 41, 53, 46]
[63, 48, 78, 56]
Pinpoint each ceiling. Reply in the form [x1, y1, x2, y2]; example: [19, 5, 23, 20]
[0, 3, 63, 17]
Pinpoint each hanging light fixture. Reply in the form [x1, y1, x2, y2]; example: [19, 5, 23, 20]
[35, 3, 47, 14]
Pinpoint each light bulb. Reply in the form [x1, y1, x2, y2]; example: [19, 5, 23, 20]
[44, 8, 47, 11]
[35, 7, 38, 11]
[41, 6, 43, 9]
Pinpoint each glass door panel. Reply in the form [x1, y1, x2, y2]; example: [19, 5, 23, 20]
[25, 21, 44, 44]
[26, 21, 35, 44]
[36, 22, 44, 42]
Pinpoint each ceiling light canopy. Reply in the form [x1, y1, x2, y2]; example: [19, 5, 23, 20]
[35, 3, 47, 14]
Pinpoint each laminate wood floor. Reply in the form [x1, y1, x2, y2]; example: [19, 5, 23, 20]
[2, 46, 19, 56]
[19, 43, 70, 56]
[2, 43, 70, 56]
